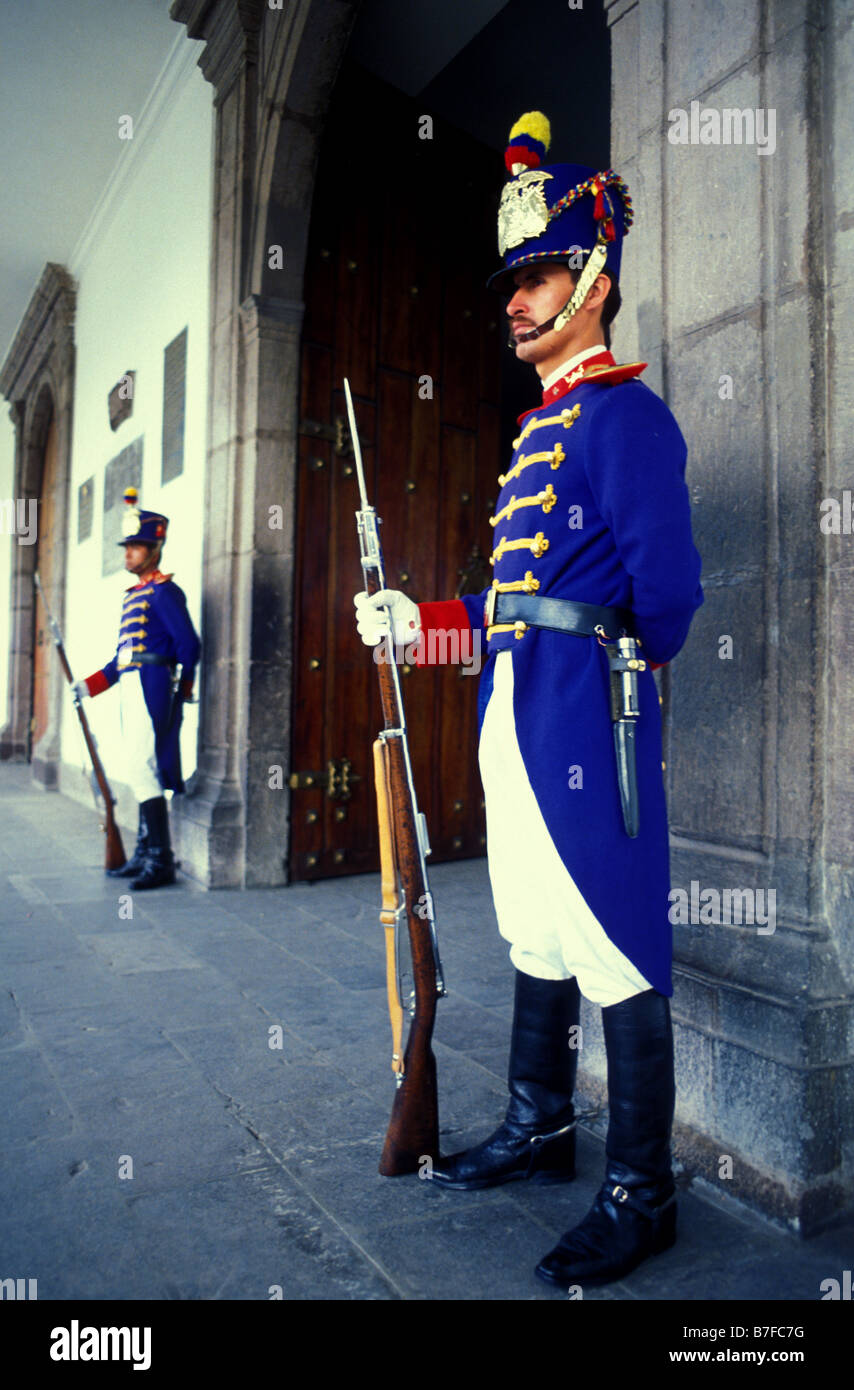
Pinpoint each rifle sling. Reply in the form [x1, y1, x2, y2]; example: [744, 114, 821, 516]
[373, 739, 405, 1076]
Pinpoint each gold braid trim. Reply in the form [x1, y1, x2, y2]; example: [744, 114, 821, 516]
[490, 532, 549, 565]
[492, 572, 540, 594]
[489, 484, 556, 527]
[498, 442, 565, 487]
[512, 403, 581, 451]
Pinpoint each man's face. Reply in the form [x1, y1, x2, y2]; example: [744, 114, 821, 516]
[505, 262, 577, 367]
[124, 542, 155, 575]
[505, 260, 611, 378]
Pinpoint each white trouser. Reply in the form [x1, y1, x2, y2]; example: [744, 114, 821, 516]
[119, 671, 162, 803]
[478, 651, 652, 1007]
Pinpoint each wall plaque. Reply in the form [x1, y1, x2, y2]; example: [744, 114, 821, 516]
[78, 476, 94, 543]
[162, 328, 187, 484]
[108, 370, 136, 431]
[102, 437, 143, 576]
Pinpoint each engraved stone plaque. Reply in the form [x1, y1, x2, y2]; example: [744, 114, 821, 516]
[102, 438, 143, 576]
[78, 476, 94, 543]
[162, 328, 187, 484]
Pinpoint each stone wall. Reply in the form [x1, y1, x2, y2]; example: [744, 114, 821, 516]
[598, 0, 852, 1233]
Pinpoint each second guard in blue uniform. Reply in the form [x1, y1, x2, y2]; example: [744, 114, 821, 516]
[77, 490, 201, 890]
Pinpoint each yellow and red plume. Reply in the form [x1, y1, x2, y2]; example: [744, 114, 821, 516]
[505, 111, 551, 176]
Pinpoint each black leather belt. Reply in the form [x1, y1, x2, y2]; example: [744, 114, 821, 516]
[486, 591, 633, 639]
[122, 652, 174, 667]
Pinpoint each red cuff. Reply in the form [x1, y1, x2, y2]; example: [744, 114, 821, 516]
[180, 677, 194, 700]
[649, 661, 667, 672]
[85, 670, 110, 697]
[415, 600, 474, 666]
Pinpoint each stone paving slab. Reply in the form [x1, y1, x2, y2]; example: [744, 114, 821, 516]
[0, 764, 851, 1304]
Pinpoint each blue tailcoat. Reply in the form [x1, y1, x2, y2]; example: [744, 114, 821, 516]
[89, 575, 201, 793]
[459, 372, 703, 996]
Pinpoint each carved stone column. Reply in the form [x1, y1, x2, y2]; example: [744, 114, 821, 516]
[169, 0, 357, 884]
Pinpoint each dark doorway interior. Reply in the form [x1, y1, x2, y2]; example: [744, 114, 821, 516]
[290, 2, 611, 880]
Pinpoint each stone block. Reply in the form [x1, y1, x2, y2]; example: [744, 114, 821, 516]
[665, 0, 760, 107]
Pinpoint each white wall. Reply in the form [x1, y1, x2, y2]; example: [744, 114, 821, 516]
[60, 53, 212, 811]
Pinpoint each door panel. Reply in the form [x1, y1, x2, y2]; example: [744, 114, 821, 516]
[290, 67, 503, 880]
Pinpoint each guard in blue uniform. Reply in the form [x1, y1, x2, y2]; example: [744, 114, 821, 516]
[76, 489, 201, 890]
[355, 112, 703, 1288]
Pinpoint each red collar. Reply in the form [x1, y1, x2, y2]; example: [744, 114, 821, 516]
[127, 570, 171, 591]
[516, 351, 648, 426]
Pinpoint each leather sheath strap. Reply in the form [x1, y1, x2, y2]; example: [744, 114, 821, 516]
[490, 592, 633, 639]
[509, 309, 563, 345]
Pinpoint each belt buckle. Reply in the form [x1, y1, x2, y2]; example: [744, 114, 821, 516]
[484, 585, 498, 628]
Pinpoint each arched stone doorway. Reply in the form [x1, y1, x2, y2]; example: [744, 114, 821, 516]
[0, 264, 76, 785]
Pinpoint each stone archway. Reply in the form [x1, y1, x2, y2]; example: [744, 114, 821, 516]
[170, 0, 360, 886]
[0, 264, 76, 784]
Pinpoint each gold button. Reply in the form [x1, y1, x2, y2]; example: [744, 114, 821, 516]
[661, 761, 666, 771]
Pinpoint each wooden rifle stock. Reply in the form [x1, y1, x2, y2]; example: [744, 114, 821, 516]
[34, 572, 126, 872]
[345, 379, 445, 1178]
[370, 595, 440, 1176]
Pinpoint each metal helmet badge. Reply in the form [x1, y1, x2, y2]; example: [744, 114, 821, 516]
[497, 170, 554, 257]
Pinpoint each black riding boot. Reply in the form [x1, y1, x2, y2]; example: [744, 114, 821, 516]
[106, 804, 148, 878]
[130, 797, 176, 891]
[430, 970, 580, 1190]
[535, 987, 676, 1288]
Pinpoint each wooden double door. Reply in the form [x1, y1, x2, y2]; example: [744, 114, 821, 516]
[289, 69, 507, 880]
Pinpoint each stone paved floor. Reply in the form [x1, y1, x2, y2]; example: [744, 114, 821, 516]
[0, 764, 851, 1303]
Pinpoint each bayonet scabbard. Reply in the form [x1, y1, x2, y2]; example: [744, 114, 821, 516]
[605, 634, 645, 839]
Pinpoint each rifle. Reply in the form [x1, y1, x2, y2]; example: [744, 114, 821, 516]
[34, 571, 126, 873]
[344, 378, 446, 1177]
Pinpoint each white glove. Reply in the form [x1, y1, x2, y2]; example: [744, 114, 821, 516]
[354, 589, 421, 647]
[72, 680, 89, 701]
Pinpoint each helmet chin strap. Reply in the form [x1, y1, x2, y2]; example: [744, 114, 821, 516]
[508, 242, 609, 347]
